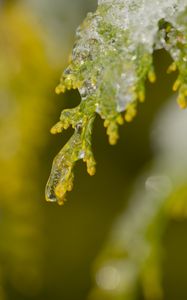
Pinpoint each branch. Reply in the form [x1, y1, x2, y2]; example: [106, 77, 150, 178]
[46, 0, 187, 204]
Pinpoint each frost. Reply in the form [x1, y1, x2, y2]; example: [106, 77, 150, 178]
[46, 0, 187, 204]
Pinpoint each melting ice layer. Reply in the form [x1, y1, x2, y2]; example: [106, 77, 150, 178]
[46, 0, 187, 204]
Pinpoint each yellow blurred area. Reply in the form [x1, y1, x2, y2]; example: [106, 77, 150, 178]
[0, 2, 59, 298]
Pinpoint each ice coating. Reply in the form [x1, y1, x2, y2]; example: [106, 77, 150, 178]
[57, 0, 187, 115]
[46, 0, 187, 204]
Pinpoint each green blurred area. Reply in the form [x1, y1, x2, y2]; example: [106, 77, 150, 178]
[1, 1, 187, 300]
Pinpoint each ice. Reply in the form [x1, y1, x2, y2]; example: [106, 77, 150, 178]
[70, 0, 187, 113]
[47, 0, 187, 203]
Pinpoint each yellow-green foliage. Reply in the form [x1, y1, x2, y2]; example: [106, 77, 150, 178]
[46, 0, 187, 204]
[0, 4, 55, 297]
[88, 178, 187, 300]
[87, 97, 187, 300]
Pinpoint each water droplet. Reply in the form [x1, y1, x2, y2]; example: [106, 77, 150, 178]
[79, 150, 85, 159]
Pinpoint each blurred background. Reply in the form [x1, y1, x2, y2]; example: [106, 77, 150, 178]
[1, 1, 187, 299]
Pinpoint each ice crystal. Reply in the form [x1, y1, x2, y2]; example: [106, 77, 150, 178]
[46, 0, 187, 204]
